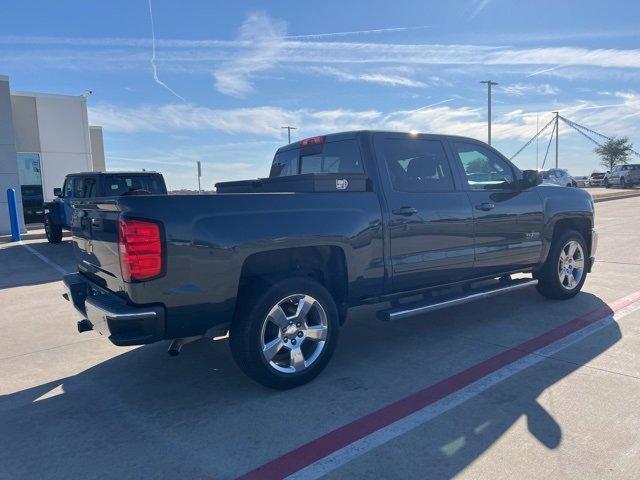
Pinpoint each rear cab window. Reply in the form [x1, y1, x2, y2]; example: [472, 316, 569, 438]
[103, 175, 166, 196]
[270, 139, 364, 177]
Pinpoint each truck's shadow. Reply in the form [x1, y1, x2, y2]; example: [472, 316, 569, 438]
[0, 291, 621, 479]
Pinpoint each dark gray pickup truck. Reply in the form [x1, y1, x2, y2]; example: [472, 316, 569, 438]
[64, 131, 597, 389]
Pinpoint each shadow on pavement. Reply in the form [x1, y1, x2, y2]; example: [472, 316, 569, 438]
[0, 292, 621, 479]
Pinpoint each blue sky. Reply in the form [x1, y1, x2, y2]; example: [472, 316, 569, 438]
[2, 0, 640, 189]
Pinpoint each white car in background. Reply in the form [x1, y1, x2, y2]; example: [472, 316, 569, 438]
[540, 168, 577, 187]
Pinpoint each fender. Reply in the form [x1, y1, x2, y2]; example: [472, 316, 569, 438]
[538, 186, 594, 265]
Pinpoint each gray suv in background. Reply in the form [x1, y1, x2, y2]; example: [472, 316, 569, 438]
[541, 168, 576, 187]
[604, 164, 640, 188]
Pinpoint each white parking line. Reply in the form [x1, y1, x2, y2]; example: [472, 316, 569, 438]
[19, 241, 68, 276]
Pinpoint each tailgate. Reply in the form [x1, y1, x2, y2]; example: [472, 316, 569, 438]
[71, 199, 124, 291]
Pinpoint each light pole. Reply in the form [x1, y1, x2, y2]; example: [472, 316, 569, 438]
[480, 80, 498, 145]
[196, 161, 202, 194]
[281, 126, 297, 144]
[552, 111, 559, 168]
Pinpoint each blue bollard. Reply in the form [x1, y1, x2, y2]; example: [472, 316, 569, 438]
[6, 188, 21, 242]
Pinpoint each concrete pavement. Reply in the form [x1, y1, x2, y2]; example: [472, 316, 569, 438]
[1, 197, 640, 479]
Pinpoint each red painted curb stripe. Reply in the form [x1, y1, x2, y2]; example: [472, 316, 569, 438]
[238, 289, 640, 480]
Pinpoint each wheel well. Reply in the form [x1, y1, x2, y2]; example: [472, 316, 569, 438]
[553, 217, 592, 253]
[239, 246, 348, 314]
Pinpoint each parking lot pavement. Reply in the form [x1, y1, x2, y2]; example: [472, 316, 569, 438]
[1, 197, 640, 480]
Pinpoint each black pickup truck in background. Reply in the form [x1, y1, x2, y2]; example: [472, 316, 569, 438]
[63, 131, 597, 389]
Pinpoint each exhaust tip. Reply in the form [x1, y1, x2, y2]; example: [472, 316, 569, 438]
[167, 336, 202, 356]
[77, 319, 93, 333]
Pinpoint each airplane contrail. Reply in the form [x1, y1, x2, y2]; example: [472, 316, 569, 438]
[286, 25, 431, 39]
[409, 98, 456, 112]
[526, 64, 564, 78]
[148, 0, 186, 102]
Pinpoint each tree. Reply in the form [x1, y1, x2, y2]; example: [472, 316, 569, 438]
[594, 136, 634, 172]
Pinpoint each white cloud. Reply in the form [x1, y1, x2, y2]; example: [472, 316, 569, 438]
[4, 34, 640, 78]
[311, 66, 428, 88]
[212, 12, 286, 97]
[90, 90, 640, 145]
[501, 83, 559, 96]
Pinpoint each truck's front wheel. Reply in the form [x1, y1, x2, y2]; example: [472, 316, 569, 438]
[230, 277, 339, 389]
[535, 229, 588, 300]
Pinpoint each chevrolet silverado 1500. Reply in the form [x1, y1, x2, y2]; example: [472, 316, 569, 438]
[63, 131, 597, 389]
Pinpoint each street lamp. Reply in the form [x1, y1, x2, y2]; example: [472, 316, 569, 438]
[281, 126, 297, 144]
[480, 80, 498, 145]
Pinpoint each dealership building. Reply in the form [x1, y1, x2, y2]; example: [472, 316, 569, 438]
[0, 75, 105, 234]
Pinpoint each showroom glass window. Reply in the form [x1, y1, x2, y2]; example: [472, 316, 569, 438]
[16, 153, 44, 222]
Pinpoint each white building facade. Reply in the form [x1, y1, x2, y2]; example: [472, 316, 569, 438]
[0, 75, 104, 234]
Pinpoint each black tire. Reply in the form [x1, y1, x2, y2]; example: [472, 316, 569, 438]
[44, 214, 63, 243]
[535, 229, 588, 300]
[230, 277, 340, 389]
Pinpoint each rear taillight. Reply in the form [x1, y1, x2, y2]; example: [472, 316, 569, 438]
[118, 218, 163, 282]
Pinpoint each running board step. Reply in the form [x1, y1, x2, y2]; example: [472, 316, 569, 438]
[378, 278, 538, 321]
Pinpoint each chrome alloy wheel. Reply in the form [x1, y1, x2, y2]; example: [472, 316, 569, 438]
[260, 294, 329, 374]
[557, 240, 585, 290]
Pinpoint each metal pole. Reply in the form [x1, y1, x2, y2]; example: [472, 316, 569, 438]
[536, 112, 540, 170]
[6, 188, 21, 242]
[553, 111, 559, 168]
[281, 126, 297, 144]
[197, 161, 202, 194]
[480, 81, 498, 145]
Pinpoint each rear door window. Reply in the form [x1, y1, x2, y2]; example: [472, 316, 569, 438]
[379, 137, 455, 192]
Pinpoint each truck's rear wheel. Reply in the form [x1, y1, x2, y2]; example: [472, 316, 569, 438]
[230, 277, 339, 389]
[44, 214, 63, 243]
[535, 229, 587, 300]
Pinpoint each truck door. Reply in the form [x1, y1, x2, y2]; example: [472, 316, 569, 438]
[373, 133, 476, 292]
[448, 140, 544, 275]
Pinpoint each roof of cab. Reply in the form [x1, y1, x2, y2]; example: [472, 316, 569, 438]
[275, 130, 484, 153]
[67, 171, 161, 176]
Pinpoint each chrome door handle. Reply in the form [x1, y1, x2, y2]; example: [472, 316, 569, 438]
[392, 206, 418, 216]
[476, 202, 495, 211]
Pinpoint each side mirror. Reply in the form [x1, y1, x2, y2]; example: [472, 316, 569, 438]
[521, 170, 542, 189]
[53, 187, 62, 197]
